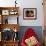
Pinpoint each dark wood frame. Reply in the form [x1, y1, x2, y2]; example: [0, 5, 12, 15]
[23, 8, 37, 20]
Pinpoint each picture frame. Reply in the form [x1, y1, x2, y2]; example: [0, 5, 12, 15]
[2, 10, 9, 15]
[9, 10, 18, 15]
[23, 8, 37, 20]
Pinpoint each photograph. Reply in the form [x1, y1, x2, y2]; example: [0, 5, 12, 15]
[2, 10, 9, 15]
[23, 8, 37, 20]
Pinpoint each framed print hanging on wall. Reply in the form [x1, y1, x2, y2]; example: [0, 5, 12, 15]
[23, 8, 37, 20]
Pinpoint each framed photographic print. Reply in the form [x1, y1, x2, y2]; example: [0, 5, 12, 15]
[23, 8, 37, 20]
[2, 10, 9, 15]
[9, 9, 18, 15]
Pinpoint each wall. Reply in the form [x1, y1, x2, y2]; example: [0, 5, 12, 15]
[18, 0, 44, 26]
[0, 0, 44, 26]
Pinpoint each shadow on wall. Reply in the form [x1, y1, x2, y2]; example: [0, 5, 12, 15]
[18, 26, 44, 44]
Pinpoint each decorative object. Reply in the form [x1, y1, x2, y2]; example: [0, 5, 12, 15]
[15, 0, 17, 7]
[23, 8, 37, 20]
[2, 10, 9, 15]
[9, 10, 18, 15]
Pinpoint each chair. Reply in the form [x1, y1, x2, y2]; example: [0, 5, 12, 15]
[21, 28, 41, 46]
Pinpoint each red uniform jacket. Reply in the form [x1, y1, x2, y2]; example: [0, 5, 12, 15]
[21, 28, 41, 46]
